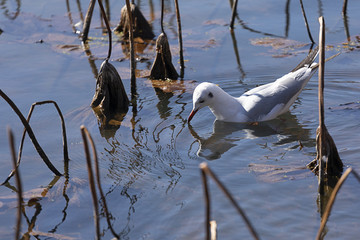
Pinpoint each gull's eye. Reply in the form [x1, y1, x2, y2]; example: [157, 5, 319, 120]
[208, 92, 213, 98]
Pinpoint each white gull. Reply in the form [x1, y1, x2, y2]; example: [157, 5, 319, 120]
[188, 49, 321, 123]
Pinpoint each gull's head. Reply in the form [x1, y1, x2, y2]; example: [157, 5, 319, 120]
[188, 82, 217, 123]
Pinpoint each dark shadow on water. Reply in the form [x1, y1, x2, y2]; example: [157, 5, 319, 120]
[189, 112, 313, 160]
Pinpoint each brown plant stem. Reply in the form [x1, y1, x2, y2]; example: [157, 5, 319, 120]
[8, 128, 23, 240]
[82, 126, 119, 239]
[82, 0, 96, 42]
[318, 16, 325, 194]
[299, 0, 315, 44]
[200, 162, 260, 240]
[200, 163, 211, 240]
[98, 0, 112, 60]
[0, 90, 62, 180]
[125, 0, 136, 95]
[316, 168, 352, 239]
[174, 0, 184, 77]
[2, 101, 68, 184]
[230, 0, 238, 29]
[81, 125, 100, 240]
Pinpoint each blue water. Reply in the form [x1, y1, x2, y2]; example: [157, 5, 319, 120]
[1, 0, 360, 239]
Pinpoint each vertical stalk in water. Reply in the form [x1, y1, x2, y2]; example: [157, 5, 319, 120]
[125, 0, 136, 97]
[174, 0, 184, 77]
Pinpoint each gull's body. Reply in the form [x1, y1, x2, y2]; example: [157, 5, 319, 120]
[188, 49, 320, 123]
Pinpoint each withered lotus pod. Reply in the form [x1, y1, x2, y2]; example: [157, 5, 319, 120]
[114, 3, 155, 40]
[149, 33, 179, 80]
[91, 60, 129, 115]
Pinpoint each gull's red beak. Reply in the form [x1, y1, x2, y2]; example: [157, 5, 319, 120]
[188, 109, 198, 123]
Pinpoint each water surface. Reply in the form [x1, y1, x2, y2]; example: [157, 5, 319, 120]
[1, 0, 360, 239]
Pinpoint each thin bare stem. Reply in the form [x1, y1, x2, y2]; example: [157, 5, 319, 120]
[342, 0, 348, 15]
[316, 168, 352, 239]
[82, 0, 96, 42]
[81, 125, 100, 239]
[299, 0, 315, 43]
[318, 16, 325, 193]
[0, 90, 62, 181]
[200, 162, 260, 240]
[174, 0, 184, 77]
[200, 163, 211, 240]
[2, 101, 68, 184]
[98, 0, 112, 60]
[230, 0, 238, 29]
[8, 128, 23, 240]
[318, 16, 325, 129]
[82, 126, 119, 239]
[160, 0, 165, 34]
[125, 0, 136, 93]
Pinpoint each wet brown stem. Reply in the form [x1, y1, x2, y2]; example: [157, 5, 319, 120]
[230, 0, 238, 29]
[125, 0, 136, 93]
[81, 126, 100, 240]
[0, 90, 62, 182]
[8, 128, 23, 240]
[98, 0, 112, 60]
[174, 0, 184, 77]
[200, 162, 260, 240]
[318, 16, 326, 193]
[82, 0, 96, 42]
[299, 0, 315, 44]
[316, 168, 352, 239]
[82, 126, 119, 239]
[2, 100, 68, 184]
[200, 163, 211, 240]
[342, 0, 348, 15]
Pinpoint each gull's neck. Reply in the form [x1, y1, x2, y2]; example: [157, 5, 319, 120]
[208, 87, 242, 121]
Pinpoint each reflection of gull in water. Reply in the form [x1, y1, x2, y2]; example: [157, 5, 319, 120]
[189, 112, 312, 160]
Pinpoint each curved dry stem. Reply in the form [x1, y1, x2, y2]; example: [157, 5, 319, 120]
[316, 168, 352, 239]
[82, 126, 119, 239]
[200, 162, 260, 240]
[3, 100, 68, 184]
[8, 128, 23, 240]
[0, 90, 62, 185]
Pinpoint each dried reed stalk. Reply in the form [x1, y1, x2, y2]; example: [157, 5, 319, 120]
[299, 0, 315, 43]
[200, 164, 211, 240]
[8, 128, 23, 240]
[82, 0, 96, 42]
[0, 90, 62, 182]
[2, 101, 68, 184]
[315, 168, 360, 239]
[230, 0, 238, 29]
[200, 162, 260, 240]
[80, 126, 100, 239]
[174, 0, 184, 77]
[81, 126, 119, 239]
[125, 0, 136, 91]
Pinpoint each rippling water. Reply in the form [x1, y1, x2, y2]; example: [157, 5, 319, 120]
[1, 0, 360, 239]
